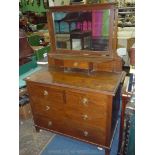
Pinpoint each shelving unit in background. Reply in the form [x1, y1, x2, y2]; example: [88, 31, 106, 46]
[118, 6, 135, 27]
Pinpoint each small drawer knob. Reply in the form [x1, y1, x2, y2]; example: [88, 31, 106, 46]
[84, 131, 88, 137]
[81, 97, 88, 105]
[82, 114, 88, 120]
[45, 106, 50, 111]
[48, 121, 52, 126]
[73, 62, 78, 67]
[44, 90, 48, 96]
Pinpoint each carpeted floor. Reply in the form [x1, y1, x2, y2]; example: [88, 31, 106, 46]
[19, 118, 55, 155]
[40, 120, 120, 155]
[19, 118, 120, 155]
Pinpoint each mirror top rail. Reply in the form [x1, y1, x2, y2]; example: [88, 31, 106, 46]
[48, 3, 116, 12]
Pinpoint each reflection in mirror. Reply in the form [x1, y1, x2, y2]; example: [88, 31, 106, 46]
[53, 9, 110, 52]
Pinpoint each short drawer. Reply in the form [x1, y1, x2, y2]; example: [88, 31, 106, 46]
[27, 82, 65, 105]
[31, 100, 63, 117]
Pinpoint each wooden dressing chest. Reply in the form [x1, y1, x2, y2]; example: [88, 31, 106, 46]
[26, 68, 124, 149]
[25, 3, 125, 155]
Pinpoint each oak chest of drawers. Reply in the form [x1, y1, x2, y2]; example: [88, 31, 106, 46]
[26, 68, 125, 153]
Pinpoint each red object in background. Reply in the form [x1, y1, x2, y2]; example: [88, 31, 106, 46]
[130, 45, 135, 66]
[19, 29, 34, 66]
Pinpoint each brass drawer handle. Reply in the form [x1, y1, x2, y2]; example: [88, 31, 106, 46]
[83, 131, 88, 137]
[73, 62, 78, 67]
[45, 106, 50, 111]
[82, 114, 88, 120]
[44, 90, 48, 96]
[48, 121, 52, 126]
[81, 97, 88, 105]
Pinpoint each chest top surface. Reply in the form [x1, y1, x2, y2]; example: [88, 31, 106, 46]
[26, 67, 125, 95]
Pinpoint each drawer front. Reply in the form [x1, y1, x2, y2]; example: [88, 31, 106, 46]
[65, 90, 108, 114]
[27, 82, 64, 106]
[34, 115, 106, 146]
[64, 109, 106, 128]
[31, 100, 64, 118]
[64, 119, 106, 146]
[64, 60, 89, 69]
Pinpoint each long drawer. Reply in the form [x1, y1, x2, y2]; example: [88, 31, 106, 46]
[65, 90, 108, 113]
[27, 82, 65, 105]
[64, 110, 106, 128]
[34, 115, 106, 146]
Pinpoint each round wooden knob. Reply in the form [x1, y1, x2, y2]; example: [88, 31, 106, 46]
[44, 90, 48, 96]
[73, 62, 78, 67]
[82, 114, 88, 120]
[84, 131, 88, 137]
[45, 106, 50, 111]
[48, 121, 52, 126]
[82, 97, 88, 105]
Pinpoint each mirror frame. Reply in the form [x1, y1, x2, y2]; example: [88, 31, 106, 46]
[47, 3, 117, 58]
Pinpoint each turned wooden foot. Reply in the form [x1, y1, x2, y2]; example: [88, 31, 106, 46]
[35, 126, 40, 132]
[105, 149, 110, 155]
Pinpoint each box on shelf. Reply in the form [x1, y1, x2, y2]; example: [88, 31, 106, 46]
[28, 34, 51, 60]
[31, 45, 51, 60]
[56, 34, 70, 49]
